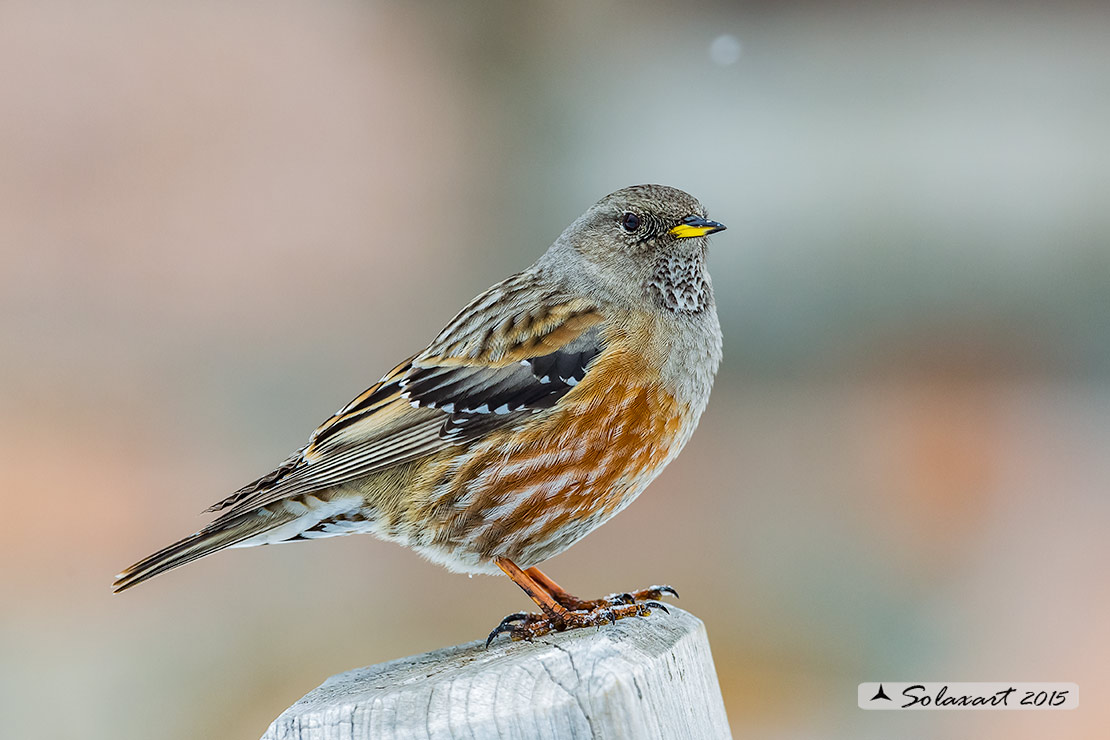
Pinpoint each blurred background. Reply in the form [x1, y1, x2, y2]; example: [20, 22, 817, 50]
[2, 0, 1107, 738]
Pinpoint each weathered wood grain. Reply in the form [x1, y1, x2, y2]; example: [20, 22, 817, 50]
[262, 606, 731, 740]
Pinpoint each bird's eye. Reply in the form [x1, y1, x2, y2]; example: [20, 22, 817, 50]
[619, 212, 642, 233]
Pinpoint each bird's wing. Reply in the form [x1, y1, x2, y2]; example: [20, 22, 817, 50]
[205, 276, 605, 520]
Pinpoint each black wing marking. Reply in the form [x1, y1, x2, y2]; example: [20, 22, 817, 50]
[402, 326, 604, 440]
[527, 344, 595, 386]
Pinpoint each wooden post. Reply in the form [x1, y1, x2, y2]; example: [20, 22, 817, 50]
[262, 606, 732, 740]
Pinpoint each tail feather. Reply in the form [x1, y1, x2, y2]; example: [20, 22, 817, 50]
[113, 513, 285, 593]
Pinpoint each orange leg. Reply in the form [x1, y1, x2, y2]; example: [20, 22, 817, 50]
[494, 557, 569, 620]
[524, 566, 603, 611]
[527, 564, 679, 611]
[487, 558, 679, 646]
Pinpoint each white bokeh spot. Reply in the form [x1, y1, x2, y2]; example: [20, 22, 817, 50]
[709, 34, 742, 66]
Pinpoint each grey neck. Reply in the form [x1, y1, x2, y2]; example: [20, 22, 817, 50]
[648, 250, 710, 313]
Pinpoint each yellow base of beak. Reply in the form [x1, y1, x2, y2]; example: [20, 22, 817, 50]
[669, 217, 726, 239]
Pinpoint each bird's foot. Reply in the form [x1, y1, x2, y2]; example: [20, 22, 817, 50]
[485, 597, 672, 647]
[550, 584, 679, 612]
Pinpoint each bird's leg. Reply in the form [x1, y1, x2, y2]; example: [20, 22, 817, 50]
[525, 566, 680, 610]
[494, 557, 570, 621]
[521, 566, 595, 610]
[486, 557, 674, 646]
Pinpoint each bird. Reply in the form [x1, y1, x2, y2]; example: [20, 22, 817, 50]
[114, 184, 725, 644]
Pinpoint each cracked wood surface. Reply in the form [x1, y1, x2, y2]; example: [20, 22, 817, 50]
[261, 607, 731, 740]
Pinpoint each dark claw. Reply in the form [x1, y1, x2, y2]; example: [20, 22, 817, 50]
[485, 626, 505, 648]
[486, 623, 513, 648]
[497, 611, 530, 628]
[485, 582, 681, 646]
[486, 612, 531, 648]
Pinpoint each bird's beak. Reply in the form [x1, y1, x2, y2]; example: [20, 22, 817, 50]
[669, 215, 726, 239]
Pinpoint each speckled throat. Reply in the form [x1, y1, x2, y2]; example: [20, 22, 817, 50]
[648, 249, 709, 313]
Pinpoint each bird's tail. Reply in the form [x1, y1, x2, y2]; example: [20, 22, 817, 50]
[113, 511, 286, 593]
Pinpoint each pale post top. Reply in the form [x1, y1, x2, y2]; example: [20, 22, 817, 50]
[263, 607, 732, 740]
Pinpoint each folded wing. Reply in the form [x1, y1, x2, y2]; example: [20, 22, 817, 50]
[206, 274, 606, 521]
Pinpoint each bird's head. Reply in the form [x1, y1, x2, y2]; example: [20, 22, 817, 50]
[541, 184, 726, 314]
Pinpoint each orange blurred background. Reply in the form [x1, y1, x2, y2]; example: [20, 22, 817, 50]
[2, 1, 1108, 738]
